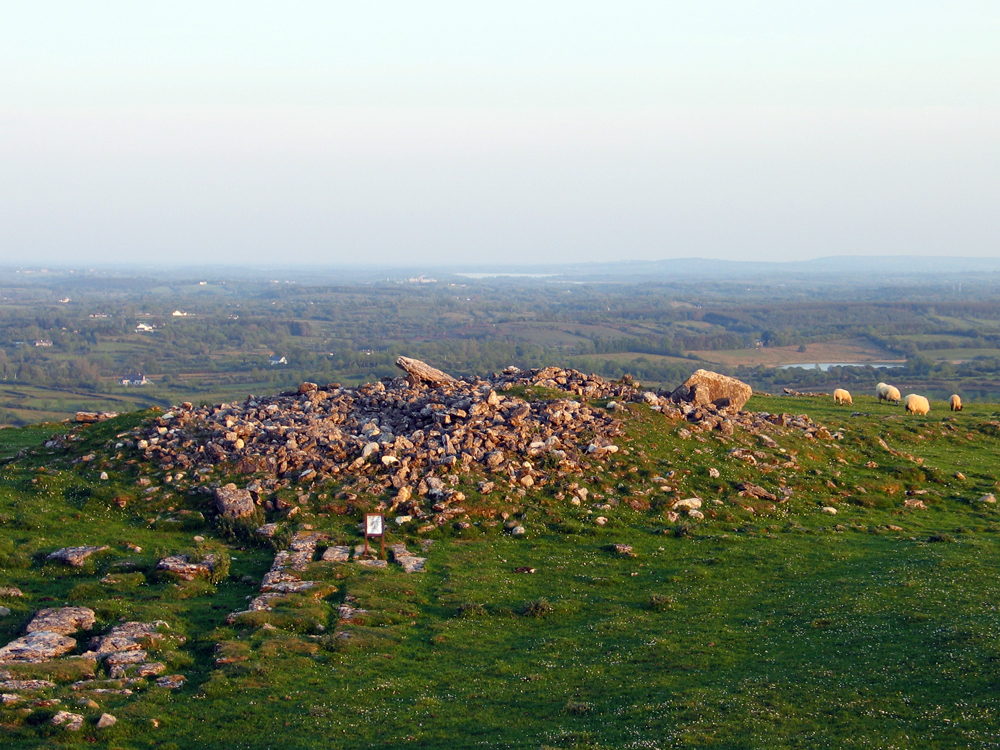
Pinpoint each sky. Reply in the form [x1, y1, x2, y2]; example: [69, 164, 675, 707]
[1, 2, 998, 267]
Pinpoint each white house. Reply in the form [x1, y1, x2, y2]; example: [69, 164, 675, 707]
[269, 355, 288, 366]
[120, 373, 149, 386]
[135, 323, 155, 333]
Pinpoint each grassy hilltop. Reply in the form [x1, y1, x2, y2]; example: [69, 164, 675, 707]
[2, 387, 1000, 749]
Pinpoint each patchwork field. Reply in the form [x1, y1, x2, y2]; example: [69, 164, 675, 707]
[690, 339, 901, 368]
[1, 390, 1000, 748]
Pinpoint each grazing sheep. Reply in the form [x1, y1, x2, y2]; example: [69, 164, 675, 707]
[833, 388, 853, 405]
[950, 394, 962, 411]
[876, 382, 901, 405]
[904, 394, 930, 415]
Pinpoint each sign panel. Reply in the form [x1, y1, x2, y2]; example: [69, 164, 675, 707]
[365, 513, 384, 536]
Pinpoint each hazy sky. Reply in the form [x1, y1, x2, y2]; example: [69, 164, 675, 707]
[1, 2, 998, 267]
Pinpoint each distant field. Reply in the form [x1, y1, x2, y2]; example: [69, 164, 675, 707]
[0, 384, 160, 426]
[690, 338, 900, 367]
[0, 378, 292, 427]
[567, 351, 695, 366]
[914, 348, 1000, 362]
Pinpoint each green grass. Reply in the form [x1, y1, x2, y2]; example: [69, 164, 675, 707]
[2, 396, 1000, 747]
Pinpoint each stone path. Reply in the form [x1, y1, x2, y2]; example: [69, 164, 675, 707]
[229, 531, 325, 621]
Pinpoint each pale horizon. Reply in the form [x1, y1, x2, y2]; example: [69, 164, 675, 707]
[2, 3, 998, 266]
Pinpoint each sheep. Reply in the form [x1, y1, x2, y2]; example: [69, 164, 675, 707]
[904, 394, 930, 415]
[876, 382, 901, 405]
[833, 388, 853, 405]
[950, 394, 962, 411]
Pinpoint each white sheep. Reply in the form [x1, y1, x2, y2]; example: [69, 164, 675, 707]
[950, 394, 962, 411]
[833, 388, 853, 405]
[876, 382, 901, 405]
[904, 394, 930, 415]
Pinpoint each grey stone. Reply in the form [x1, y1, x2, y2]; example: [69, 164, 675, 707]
[50, 710, 85, 731]
[96, 713, 117, 729]
[214, 484, 256, 519]
[0, 632, 77, 663]
[26, 606, 96, 635]
[47, 546, 109, 567]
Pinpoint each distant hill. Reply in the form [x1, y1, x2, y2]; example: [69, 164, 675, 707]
[445, 255, 1000, 282]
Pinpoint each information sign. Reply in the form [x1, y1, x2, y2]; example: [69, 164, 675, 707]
[364, 513, 385, 558]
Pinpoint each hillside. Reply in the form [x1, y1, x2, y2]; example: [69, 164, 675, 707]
[1, 367, 1000, 748]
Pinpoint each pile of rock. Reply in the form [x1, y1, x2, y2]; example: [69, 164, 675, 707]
[125, 362, 634, 511]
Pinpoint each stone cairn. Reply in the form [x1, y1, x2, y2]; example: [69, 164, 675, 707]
[86, 360, 842, 523]
[126, 362, 638, 519]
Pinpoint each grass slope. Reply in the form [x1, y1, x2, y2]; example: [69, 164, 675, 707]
[1, 394, 1000, 748]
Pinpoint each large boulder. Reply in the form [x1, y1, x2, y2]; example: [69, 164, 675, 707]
[395, 356, 456, 386]
[214, 484, 256, 519]
[671, 370, 753, 411]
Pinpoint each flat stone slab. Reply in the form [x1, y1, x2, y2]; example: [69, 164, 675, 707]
[89, 621, 170, 654]
[0, 679, 57, 690]
[104, 650, 147, 666]
[355, 558, 388, 568]
[47, 546, 109, 567]
[261, 580, 316, 594]
[26, 607, 96, 636]
[321, 545, 350, 563]
[0, 632, 77, 663]
[134, 662, 166, 677]
[388, 544, 426, 573]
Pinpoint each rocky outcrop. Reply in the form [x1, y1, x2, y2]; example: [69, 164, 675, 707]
[156, 554, 218, 581]
[46, 547, 109, 567]
[25, 607, 96, 635]
[671, 370, 753, 411]
[0, 631, 77, 663]
[86, 620, 183, 680]
[0, 678, 57, 690]
[51, 710, 85, 731]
